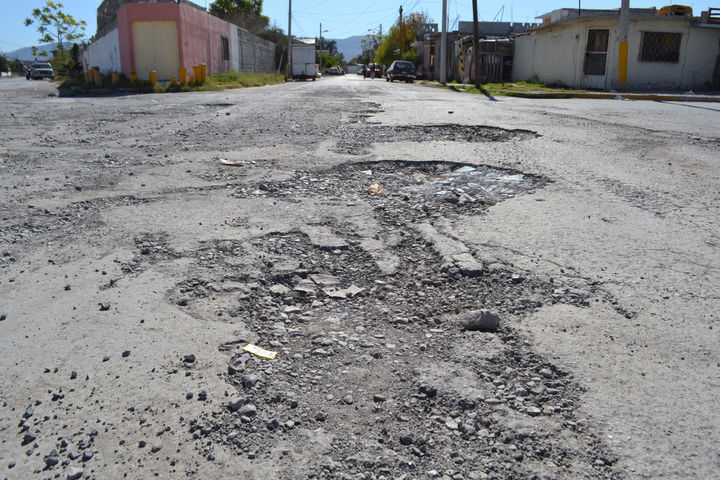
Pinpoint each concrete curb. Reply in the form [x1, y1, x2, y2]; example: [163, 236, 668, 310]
[506, 91, 720, 102]
[427, 82, 720, 102]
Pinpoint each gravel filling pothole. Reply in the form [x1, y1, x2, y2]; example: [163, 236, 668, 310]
[156, 160, 620, 479]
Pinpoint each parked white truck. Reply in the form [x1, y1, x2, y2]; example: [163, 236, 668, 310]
[291, 44, 318, 81]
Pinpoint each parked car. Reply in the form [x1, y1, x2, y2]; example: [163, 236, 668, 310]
[386, 60, 416, 83]
[26, 63, 54, 80]
[324, 66, 342, 75]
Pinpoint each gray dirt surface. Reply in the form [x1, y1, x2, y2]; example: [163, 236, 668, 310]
[0, 75, 719, 479]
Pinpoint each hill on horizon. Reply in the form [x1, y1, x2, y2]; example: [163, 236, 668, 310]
[1, 43, 66, 61]
[332, 35, 365, 61]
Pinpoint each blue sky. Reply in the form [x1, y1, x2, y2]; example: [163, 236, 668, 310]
[1, 0, 715, 54]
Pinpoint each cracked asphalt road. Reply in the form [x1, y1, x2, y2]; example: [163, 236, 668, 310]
[0, 75, 719, 479]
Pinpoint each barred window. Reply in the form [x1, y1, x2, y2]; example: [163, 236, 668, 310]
[640, 32, 681, 63]
[584, 29, 609, 75]
[221, 36, 230, 61]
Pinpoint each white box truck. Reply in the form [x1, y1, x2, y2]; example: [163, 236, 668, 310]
[292, 44, 318, 81]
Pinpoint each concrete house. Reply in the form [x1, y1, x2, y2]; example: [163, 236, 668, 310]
[512, 7, 720, 91]
[83, 0, 276, 80]
[413, 21, 538, 82]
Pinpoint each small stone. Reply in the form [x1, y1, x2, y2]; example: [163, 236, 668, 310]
[197, 390, 207, 401]
[228, 396, 244, 412]
[241, 374, 259, 388]
[0, 313, 6, 321]
[44, 455, 60, 467]
[98, 302, 110, 311]
[121, 350, 130, 358]
[185, 392, 193, 400]
[70, 371, 77, 380]
[67, 467, 84, 480]
[266, 418, 279, 430]
[399, 434, 413, 445]
[151, 442, 162, 453]
[373, 394, 386, 403]
[138, 440, 147, 448]
[539, 368, 553, 379]
[457, 310, 500, 331]
[177, 298, 189, 307]
[526, 406, 542, 416]
[81, 451, 93, 462]
[445, 420, 459, 430]
[102, 356, 110, 362]
[342, 395, 354, 405]
[182, 354, 196, 364]
[238, 404, 257, 417]
[64, 285, 72, 291]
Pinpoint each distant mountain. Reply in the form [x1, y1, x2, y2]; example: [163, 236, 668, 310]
[2, 43, 64, 61]
[332, 35, 365, 61]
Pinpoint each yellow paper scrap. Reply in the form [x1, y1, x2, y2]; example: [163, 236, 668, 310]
[243, 344, 277, 359]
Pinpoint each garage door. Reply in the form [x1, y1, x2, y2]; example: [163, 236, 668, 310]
[132, 21, 179, 81]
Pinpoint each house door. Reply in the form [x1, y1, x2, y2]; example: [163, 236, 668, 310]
[583, 29, 609, 89]
[132, 21, 180, 81]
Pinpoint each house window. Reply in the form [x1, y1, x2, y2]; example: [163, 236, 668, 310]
[584, 29, 609, 76]
[221, 36, 230, 61]
[640, 32, 681, 63]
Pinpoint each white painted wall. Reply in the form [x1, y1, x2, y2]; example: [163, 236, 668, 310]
[83, 28, 121, 73]
[230, 24, 240, 72]
[512, 35, 535, 82]
[512, 16, 720, 90]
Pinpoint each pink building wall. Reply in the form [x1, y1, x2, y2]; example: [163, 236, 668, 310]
[178, 3, 232, 74]
[117, 2, 232, 77]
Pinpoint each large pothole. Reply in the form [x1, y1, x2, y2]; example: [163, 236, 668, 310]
[173, 160, 617, 479]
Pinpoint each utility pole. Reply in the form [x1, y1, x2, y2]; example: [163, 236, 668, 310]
[399, 6, 404, 56]
[287, 0, 292, 79]
[440, 0, 447, 84]
[618, 0, 630, 89]
[319, 22, 323, 50]
[472, 0, 480, 88]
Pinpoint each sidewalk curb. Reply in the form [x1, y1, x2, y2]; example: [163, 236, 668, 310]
[428, 82, 720, 102]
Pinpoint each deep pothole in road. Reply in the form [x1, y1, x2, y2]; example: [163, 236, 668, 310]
[232, 160, 546, 221]
[165, 160, 617, 479]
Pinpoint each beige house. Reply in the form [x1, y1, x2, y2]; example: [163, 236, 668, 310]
[513, 8, 720, 91]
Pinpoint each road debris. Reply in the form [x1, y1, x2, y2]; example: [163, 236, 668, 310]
[242, 344, 277, 359]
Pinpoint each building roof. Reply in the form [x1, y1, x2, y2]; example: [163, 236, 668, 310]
[536, 7, 657, 23]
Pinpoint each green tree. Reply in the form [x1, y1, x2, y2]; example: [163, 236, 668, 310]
[375, 12, 431, 66]
[209, 0, 269, 33]
[360, 33, 381, 64]
[0, 54, 8, 73]
[316, 38, 338, 57]
[24, 1, 86, 58]
[11, 58, 25, 73]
